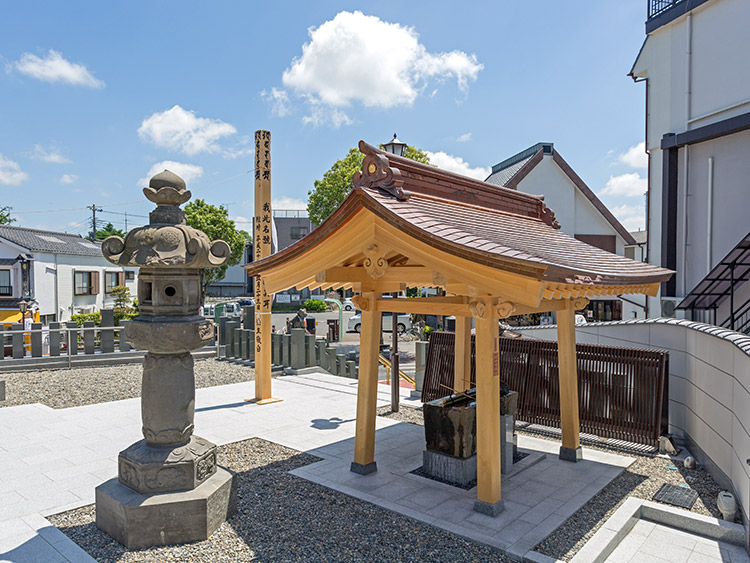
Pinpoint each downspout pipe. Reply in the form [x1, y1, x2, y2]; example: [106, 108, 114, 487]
[707, 156, 714, 272]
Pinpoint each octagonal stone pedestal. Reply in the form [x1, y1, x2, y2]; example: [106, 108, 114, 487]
[95, 467, 236, 549]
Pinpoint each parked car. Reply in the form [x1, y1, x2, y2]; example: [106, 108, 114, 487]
[347, 312, 412, 334]
[237, 298, 255, 307]
[342, 298, 356, 311]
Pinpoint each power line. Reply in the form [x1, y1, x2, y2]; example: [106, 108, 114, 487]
[9, 169, 252, 215]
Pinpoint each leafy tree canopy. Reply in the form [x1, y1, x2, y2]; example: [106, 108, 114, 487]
[184, 199, 249, 296]
[0, 206, 15, 225]
[95, 222, 125, 240]
[307, 145, 431, 226]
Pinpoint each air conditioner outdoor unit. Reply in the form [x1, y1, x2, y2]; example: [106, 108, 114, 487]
[661, 297, 681, 318]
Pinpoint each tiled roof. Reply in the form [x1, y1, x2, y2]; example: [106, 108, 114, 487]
[0, 225, 103, 256]
[485, 154, 536, 187]
[629, 230, 647, 245]
[246, 142, 673, 289]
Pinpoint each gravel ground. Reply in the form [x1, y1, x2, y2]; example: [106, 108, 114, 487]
[0, 358, 252, 409]
[49, 438, 513, 562]
[376, 405, 734, 562]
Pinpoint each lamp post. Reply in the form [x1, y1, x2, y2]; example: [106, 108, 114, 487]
[383, 133, 407, 157]
[382, 133, 407, 412]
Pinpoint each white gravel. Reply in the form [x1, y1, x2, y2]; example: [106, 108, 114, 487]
[0, 358, 252, 409]
[49, 438, 514, 562]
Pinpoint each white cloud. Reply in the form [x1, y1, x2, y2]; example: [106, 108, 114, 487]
[599, 173, 647, 197]
[261, 88, 293, 117]
[0, 154, 29, 186]
[12, 50, 104, 88]
[271, 196, 307, 210]
[618, 142, 647, 169]
[456, 133, 472, 142]
[301, 104, 352, 128]
[231, 215, 253, 227]
[31, 144, 70, 163]
[138, 105, 237, 156]
[138, 161, 204, 187]
[60, 174, 78, 184]
[276, 11, 482, 126]
[611, 204, 645, 232]
[425, 151, 490, 181]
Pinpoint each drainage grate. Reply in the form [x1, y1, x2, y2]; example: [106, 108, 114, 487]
[652, 483, 699, 509]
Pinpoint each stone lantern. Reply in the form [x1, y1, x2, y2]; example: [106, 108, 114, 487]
[95, 170, 235, 548]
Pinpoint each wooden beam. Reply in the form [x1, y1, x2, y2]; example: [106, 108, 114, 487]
[351, 292, 382, 474]
[513, 298, 589, 316]
[316, 266, 437, 285]
[454, 316, 472, 393]
[557, 306, 582, 462]
[375, 296, 472, 317]
[474, 299, 503, 513]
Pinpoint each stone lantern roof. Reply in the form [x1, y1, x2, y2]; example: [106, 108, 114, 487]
[102, 170, 230, 269]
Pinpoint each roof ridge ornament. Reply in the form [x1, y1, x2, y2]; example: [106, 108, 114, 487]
[353, 140, 411, 201]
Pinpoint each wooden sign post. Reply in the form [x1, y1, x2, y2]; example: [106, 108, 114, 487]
[250, 130, 280, 404]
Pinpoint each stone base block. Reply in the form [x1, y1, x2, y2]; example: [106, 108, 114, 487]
[96, 466, 236, 549]
[423, 450, 477, 487]
[473, 498, 505, 516]
[118, 436, 217, 494]
[350, 461, 377, 475]
[559, 445, 583, 462]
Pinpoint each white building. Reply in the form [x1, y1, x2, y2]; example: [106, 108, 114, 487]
[630, 0, 750, 331]
[485, 142, 641, 320]
[0, 225, 137, 324]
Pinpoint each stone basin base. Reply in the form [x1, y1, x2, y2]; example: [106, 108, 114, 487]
[95, 466, 236, 549]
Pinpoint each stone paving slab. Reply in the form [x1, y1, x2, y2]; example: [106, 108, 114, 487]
[0, 370, 407, 562]
[291, 427, 634, 561]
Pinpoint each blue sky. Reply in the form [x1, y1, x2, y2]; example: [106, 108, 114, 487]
[1, 2, 650, 236]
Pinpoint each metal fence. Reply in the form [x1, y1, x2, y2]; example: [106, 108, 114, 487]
[648, 0, 685, 19]
[422, 331, 669, 447]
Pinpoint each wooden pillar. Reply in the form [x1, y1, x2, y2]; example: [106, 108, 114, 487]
[473, 299, 503, 516]
[557, 306, 582, 461]
[453, 316, 472, 393]
[250, 129, 280, 405]
[351, 292, 381, 474]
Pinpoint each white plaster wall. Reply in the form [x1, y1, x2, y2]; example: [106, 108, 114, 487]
[32, 253, 57, 318]
[516, 156, 576, 233]
[514, 319, 750, 526]
[54, 255, 137, 322]
[632, 0, 750, 312]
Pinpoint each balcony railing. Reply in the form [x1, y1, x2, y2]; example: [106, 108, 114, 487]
[0, 285, 11, 296]
[648, 0, 686, 20]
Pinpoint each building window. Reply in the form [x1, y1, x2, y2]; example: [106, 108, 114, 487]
[0, 269, 10, 296]
[125, 270, 135, 281]
[290, 226, 308, 241]
[74, 271, 100, 296]
[105, 272, 119, 293]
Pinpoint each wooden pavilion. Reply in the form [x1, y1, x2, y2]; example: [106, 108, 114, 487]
[245, 141, 672, 515]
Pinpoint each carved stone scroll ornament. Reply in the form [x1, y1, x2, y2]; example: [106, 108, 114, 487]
[363, 244, 388, 279]
[352, 141, 411, 201]
[351, 295, 369, 311]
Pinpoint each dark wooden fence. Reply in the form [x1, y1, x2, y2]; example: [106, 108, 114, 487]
[422, 332, 669, 447]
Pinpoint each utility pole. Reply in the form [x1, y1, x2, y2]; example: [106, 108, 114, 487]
[124, 211, 128, 231]
[87, 203, 102, 240]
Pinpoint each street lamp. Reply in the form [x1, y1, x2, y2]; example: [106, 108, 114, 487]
[381, 133, 407, 412]
[17, 298, 29, 316]
[383, 133, 407, 157]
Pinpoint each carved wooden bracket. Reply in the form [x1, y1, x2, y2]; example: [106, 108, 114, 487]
[468, 299, 488, 319]
[352, 141, 411, 201]
[363, 244, 388, 279]
[496, 301, 517, 319]
[351, 295, 369, 311]
[572, 297, 589, 310]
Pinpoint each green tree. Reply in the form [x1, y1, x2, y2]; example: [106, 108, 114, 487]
[95, 222, 125, 240]
[307, 145, 431, 226]
[184, 199, 249, 297]
[110, 285, 132, 309]
[0, 206, 15, 225]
